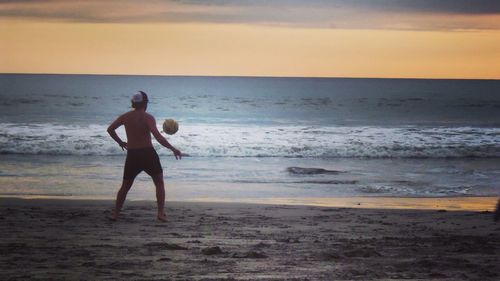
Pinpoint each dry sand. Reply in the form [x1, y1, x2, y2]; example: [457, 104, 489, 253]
[1, 198, 499, 280]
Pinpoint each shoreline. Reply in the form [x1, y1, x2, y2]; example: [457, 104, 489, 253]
[0, 195, 497, 212]
[1, 197, 499, 280]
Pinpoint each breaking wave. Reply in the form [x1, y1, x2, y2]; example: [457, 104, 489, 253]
[1, 123, 499, 158]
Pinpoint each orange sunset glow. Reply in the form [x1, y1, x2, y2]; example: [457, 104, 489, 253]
[1, 0, 499, 79]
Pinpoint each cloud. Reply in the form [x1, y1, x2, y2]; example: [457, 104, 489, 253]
[1, 0, 500, 30]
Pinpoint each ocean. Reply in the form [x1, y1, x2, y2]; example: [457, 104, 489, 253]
[1, 74, 499, 203]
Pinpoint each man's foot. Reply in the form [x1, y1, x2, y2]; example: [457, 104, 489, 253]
[110, 209, 119, 221]
[157, 213, 167, 222]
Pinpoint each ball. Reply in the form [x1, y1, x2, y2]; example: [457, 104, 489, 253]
[162, 119, 179, 135]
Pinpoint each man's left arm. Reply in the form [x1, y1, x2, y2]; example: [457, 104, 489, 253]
[146, 115, 181, 159]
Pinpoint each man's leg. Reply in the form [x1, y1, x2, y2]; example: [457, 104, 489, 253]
[112, 179, 134, 219]
[494, 198, 500, 222]
[151, 173, 166, 221]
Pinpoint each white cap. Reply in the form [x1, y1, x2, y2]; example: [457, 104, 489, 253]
[131, 91, 148, 103]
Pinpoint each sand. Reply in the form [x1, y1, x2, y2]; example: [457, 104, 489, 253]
[1, 198, 499, 280]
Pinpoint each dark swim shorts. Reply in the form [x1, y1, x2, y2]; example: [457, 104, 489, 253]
[123, 147, 163, 180]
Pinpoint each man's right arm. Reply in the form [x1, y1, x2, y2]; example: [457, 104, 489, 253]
[107, 115, 127, 150]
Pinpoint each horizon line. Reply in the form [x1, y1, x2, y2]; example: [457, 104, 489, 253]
[1, 72, 498, 81]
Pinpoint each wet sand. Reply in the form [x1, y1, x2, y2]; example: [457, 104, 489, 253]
[1, 198, 499, 280]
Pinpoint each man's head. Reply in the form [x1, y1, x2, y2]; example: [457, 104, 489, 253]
[131, 91, 148, 110]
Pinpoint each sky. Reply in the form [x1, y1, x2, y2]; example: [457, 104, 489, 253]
[1, 0, 499, 79]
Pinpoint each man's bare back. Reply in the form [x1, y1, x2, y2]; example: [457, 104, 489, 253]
[121, 110, 154, 149]
[110, 110, 156, 150]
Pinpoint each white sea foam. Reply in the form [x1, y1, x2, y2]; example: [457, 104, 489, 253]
[1, 123, 499, 158]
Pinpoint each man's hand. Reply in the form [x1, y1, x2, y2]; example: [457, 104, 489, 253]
[172, 148, 182, 160]
[119, 141, 128, 151]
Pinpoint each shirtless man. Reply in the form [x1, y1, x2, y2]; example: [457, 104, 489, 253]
[107, 91, 181, 221]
